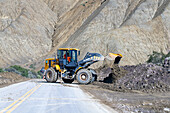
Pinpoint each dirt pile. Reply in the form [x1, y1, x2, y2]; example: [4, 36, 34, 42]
[117, 63, 170, 93]
[0, 72, 28, 87]
[95, 59, 170, 93]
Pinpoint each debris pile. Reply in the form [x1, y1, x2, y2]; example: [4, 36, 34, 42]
[95, 58, 170, 93]
[116, 63, 170, 93]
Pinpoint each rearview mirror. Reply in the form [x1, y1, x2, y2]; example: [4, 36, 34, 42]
[78, 51, 80, 56]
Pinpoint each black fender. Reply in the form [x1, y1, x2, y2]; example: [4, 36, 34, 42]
[88, 68, 97, 82]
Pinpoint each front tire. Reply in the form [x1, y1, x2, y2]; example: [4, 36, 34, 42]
[45, 68, 58, 83]
[91, 74, 97, 83]
[76, 69, 92, 84]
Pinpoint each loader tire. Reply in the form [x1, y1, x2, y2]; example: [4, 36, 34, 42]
[89, 69, 97, 83]
[76, 69, 92, 84]
[62, 78, 74, 83]
[91, 74, 97, 83]
[45, 68, 58, 83]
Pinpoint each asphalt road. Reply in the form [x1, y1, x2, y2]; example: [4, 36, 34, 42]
[0, 79, 117, 113]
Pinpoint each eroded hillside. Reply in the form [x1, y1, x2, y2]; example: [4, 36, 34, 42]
[0, 0, 80, 67]
[61, 0, 170, 67]
[0, 0, 169, 68]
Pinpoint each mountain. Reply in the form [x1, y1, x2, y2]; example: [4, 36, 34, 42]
[0, 0, 169, 68]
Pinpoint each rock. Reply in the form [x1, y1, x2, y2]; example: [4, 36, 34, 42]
[43, 0, 79, 20]
[163, 57, 170, 68]
[164, 108, 170, 112]
[0, 0, 58, 67]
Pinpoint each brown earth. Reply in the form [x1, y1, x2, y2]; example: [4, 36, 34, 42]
[0, 72, 29, 88]
[95, 63, 170, 93]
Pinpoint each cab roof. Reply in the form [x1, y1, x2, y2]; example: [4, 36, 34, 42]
[57, 48, 79, 51]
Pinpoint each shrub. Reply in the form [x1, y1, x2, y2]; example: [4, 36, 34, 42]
[28, 70, 37, 78]
[10, 65, 29, 77]
[4, 65, 42, 79]
[147, 51, 170, 64]
[37, 75, 42, 79]
[0, 68, 4, 73]
[4, 68, 21, 75]
[29, 64, 35, 70]
[37, 71, 41, 75]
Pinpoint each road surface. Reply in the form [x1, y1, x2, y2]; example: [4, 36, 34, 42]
[0, 79, 117, 113]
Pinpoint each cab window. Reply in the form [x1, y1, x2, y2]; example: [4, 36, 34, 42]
[57, 50, 66, 59]
[71, 50, 77, 62]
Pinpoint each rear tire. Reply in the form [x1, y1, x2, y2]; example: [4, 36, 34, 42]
[76, 69, 92, 84]
[62, 78, 74, 83]
[45, 68, 58, 83]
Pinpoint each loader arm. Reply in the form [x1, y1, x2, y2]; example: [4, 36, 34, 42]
[78, 52, 104, 68]
[78, 52, 122, 68]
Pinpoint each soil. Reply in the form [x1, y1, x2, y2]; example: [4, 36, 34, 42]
[81, 84, 170, 113]
[96, 63, 170, 93]
[0, 72, 29, 88]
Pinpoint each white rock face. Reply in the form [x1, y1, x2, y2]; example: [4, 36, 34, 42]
[0, 0, 57, 67]
[43, 0, 79, 20]
[62, 0, 170, 67]
[0, 0, 169, 67]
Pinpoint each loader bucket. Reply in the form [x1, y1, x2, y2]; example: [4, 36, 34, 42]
[95, 53, 123, 82]
[106, 53, 122, 64]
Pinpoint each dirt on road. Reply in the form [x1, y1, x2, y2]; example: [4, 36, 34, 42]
[0, 72, 29, 88]
[81, 60, 170, 112]
[81, 84, 170, 113]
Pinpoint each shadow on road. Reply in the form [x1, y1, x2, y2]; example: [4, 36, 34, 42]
[32, 79, 80, 85]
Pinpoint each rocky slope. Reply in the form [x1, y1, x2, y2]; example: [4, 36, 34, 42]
[61, 0, 170, 66]
[51, 0, 105, 52]
[0, 0, 58, 67]
[43, 0, 79, 21]
[0, 0, 169, 68]
[0, 0, 104, 67]
[0, 0, 81, 67]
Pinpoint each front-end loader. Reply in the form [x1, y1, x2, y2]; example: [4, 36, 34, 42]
[41, 48, 122, 84]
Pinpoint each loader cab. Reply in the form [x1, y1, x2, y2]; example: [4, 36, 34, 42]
[57, 48, 80, 69]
